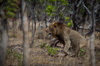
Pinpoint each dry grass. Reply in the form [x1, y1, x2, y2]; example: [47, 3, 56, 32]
[6, 29, 100, 66]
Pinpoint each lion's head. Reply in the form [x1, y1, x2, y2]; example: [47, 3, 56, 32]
[45, 21, 66, 37]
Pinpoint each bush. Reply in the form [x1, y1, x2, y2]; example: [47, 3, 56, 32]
[39, 43, 46, 48]
[46, 45, 58, 55]
[78, 48, 85, 56]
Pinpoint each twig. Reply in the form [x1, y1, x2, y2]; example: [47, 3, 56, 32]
[82, 0, 91, 14]
[77, 0, 82, 7]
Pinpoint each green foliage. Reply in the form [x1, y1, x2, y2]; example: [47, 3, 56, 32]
[39, 43, 58, 55]
[58, 0, 69, 5]
[48, 0, 57, 3]
[12, 0, 19, 3]
[39, 0, 45, 4]
[65, 16, 73, 27]
[97, 0, 100, 3]
[3, 0, 20, 18]
[47, 0, 69, 5]
[13, 34, 17, 38]
[60, 12, 63, 17]
[0, 0, 3, 2]
[27, 0, 31, 2]
[13, 52, 23, 62]
[46, 45, 58, 55]
[7, 49, 12, 55]
[67, 20, 73, 27]
[6, 11, 16, 18]
[46, 5, 56, 16]
[9, 3, 19, 8]
[39, 43, 46, 48]
[13, 51, 23, 66]
[7, 49, 23, 65]
[78, 48, 85, 56]
[3, 6, 17, 12]
[45, 0, 69, 17]
[65, 16, 70, 22]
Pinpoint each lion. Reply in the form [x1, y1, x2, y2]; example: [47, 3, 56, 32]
[35, 28, 52, 40]
[45, 21, 87, 56]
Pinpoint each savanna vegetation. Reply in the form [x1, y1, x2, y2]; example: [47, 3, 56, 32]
[0, 0, 100, 66]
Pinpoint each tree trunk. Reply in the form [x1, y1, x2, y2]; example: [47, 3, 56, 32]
[21, 0, 29, 66]
[30, 16, 36, 48]
[89, 0, 96, 66]
[72, 4, 77, 30]
[89, 32, 95, 66]
[72, 14, 77, 30]
[0, 19, 8, 66]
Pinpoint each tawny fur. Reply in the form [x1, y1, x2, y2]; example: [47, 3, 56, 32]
[46, 21, 87, 56]
[35, 28, 51, 39]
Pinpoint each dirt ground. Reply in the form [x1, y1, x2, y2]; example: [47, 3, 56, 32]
[6, 29, 100, 66]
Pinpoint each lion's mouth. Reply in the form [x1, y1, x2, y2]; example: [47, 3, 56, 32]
[48, 32, 52, 38]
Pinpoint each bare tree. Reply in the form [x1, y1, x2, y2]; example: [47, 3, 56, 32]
[29, 0, 36, 48]
[21, 0, 29, 66]
[0, 19, 8, 66]
[30, 15, 36, 48]
[89, 0, 96, 66]
[82, 0, 96, 66]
